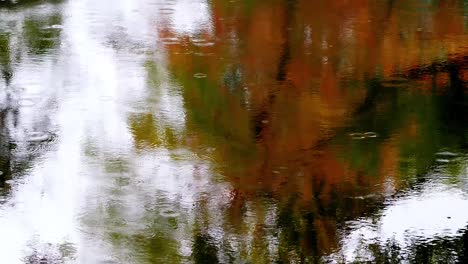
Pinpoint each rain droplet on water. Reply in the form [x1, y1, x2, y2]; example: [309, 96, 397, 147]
[193, 73, 207, 79]
[127, 105, 150, 114]
[193, 52, 215, 56]
[160, 37, 179, 45]
[363, 132, 378, 138]
[349, 132, 366, 140]
[192, 42, 215, 47]
[43, 24, 64, 30]
[27, 132, 50, 142]
[435, 151, 458, 157]
[18, 99, 36, 107]
[349, 132, 378, 139]
[161, 37, 178, 41]
[159, 209, 180, 218]
[158, 8, 176, 15]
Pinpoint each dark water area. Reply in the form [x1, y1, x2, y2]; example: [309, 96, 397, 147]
[0, 0, 467, 263]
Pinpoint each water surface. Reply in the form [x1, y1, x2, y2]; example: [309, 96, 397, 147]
[0, 0, 467, 263]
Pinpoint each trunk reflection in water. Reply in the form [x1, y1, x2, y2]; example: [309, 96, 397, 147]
[0, 0, 467, 263]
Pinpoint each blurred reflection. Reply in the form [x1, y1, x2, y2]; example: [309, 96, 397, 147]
[0, 1, 62, 196]
[0, 0, 467, 263]
[159, 0, 468, 262]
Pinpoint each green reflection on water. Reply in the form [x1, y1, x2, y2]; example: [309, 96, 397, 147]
[23, 14, 62, 54]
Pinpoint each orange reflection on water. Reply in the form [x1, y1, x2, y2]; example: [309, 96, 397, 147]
[148, 0, 468, 260]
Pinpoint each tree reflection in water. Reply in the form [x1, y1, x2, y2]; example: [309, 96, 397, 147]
[157, 0, 468, 262]
[0, 0, 467, 263]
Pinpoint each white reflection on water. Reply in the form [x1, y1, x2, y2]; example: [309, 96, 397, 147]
[170, 0, 212, 35]
[329, 176, 468, 263]
[0, 0, 222, 262]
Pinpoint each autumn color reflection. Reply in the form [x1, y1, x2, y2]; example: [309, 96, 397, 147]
[1, 0, 467, 262]
[136, 0, 468, 261]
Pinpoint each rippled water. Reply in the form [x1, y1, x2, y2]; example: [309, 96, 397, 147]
[0, 0, 467, 263]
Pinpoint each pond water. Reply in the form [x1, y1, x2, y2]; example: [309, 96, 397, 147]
[0, 0, 467, 263]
